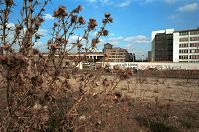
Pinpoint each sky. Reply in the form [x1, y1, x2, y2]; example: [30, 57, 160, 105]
[4, 0, 199, 59]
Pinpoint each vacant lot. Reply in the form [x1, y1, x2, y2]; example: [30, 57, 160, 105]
[68, 75, 199, 131]
[1, 71, 199, 131]
[70, 75, 199, 103]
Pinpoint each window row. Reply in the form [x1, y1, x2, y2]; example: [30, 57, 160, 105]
[179, 37, 199, 42]
[110, 59, 125, 62]
[189, 55, 199, 59]
[179, 55, 188, 59]
[179, 49, 188, 54]
[110, 53, 125, 55]
[190, 37, 199, 41]
[179, 32, 188, 36]
[110, 56, 126, 58]
[179, 49, 199, 53]
[179, 37, 188, 42]
[190, 43, 199, 47]
[179, 30, 199, 36]
[179, 43, 188, 48]
[190, 30, 199, 35]
[190, 49, 199, 53]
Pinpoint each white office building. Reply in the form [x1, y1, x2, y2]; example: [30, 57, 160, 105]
[173, 29, 199, 63]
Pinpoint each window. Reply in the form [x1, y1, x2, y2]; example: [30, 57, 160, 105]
[189, 55, 199, 59]
[190, 37, 199, 41]
[179, 55, 188, 59]
[179, 32, 188, 36]
[179, 43, 188, 48]
[179, 37, 188, 42]
[190, 30, 199, 35]
[190, 43, 199, 47]
[179, 49, 188, 54]
[190, 49, 199, 53]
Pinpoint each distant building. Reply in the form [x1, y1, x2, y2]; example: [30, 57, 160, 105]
[147, 51, 152, 62]
[151, 29, 174, 62]
[42, 52, 104, 62]
[128, 53, 136, 62]
[152, 28, 199, 63]
[173, 28, 199, 63]
[103, 43, 132, 62]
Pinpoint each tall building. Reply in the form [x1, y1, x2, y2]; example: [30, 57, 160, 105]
[151, 29, 174, 62]
[173, 28, 199, 63]
[103, 43, 131, 62]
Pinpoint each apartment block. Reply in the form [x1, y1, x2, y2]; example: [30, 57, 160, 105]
[173, 28, 199, 63]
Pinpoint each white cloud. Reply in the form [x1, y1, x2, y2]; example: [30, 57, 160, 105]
[36, 29, 48, 36]
[100, 0, 109, 4]
[124, 35, 150, 44]
[168, 14, 178, 19]
[0, 23, 15, 44]
[133, 0, 188, 5]
[103, 35, 150, 45]
[86, 0, 97, 2]
[108, 37, 124, 44]
[164, 0, 176, 4]
[68, 35, 82, 44]
[7, 23, 15, 29]
[43, 14, 54, 20]
[84, 0, 132, 7]
[33, 41, 48, 51]
[178, 2, 198, 12]
[117, 0, 131, 7]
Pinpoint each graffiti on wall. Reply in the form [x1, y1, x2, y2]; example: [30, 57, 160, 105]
[109, 62, 199, 70]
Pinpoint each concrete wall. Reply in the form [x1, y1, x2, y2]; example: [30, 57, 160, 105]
[100, 62, 199, 70]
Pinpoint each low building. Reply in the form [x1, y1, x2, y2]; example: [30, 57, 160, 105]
[103, 43, 131, 62]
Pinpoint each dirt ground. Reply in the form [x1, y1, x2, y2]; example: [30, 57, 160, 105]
[67, 75, 199, 131]
[67, 76, 199, 132]
[1, 73, 199, 131]
[70, 75, 199, 103]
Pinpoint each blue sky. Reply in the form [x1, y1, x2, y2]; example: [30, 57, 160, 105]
[7, 0, 199, 59]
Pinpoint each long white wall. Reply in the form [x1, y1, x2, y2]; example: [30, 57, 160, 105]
[100, 62, 199, 70]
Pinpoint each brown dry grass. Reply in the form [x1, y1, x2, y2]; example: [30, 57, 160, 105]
[1, 67, 199, 131]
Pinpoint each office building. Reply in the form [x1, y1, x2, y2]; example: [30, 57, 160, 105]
[151, 29, 174, 62]
[103, 43, 131, 62]
[173, 28, 199, 63]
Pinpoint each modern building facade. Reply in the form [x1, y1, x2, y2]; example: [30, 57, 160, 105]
[151, 29, 174, 62]
[151, 28, 199, 63]
[173, 28, 199, 63]
[103, 43, 131, 62]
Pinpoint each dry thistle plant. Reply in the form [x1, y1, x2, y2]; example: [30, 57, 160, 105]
[0, 0, 122, 131]
[47, 5, 113, 76]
